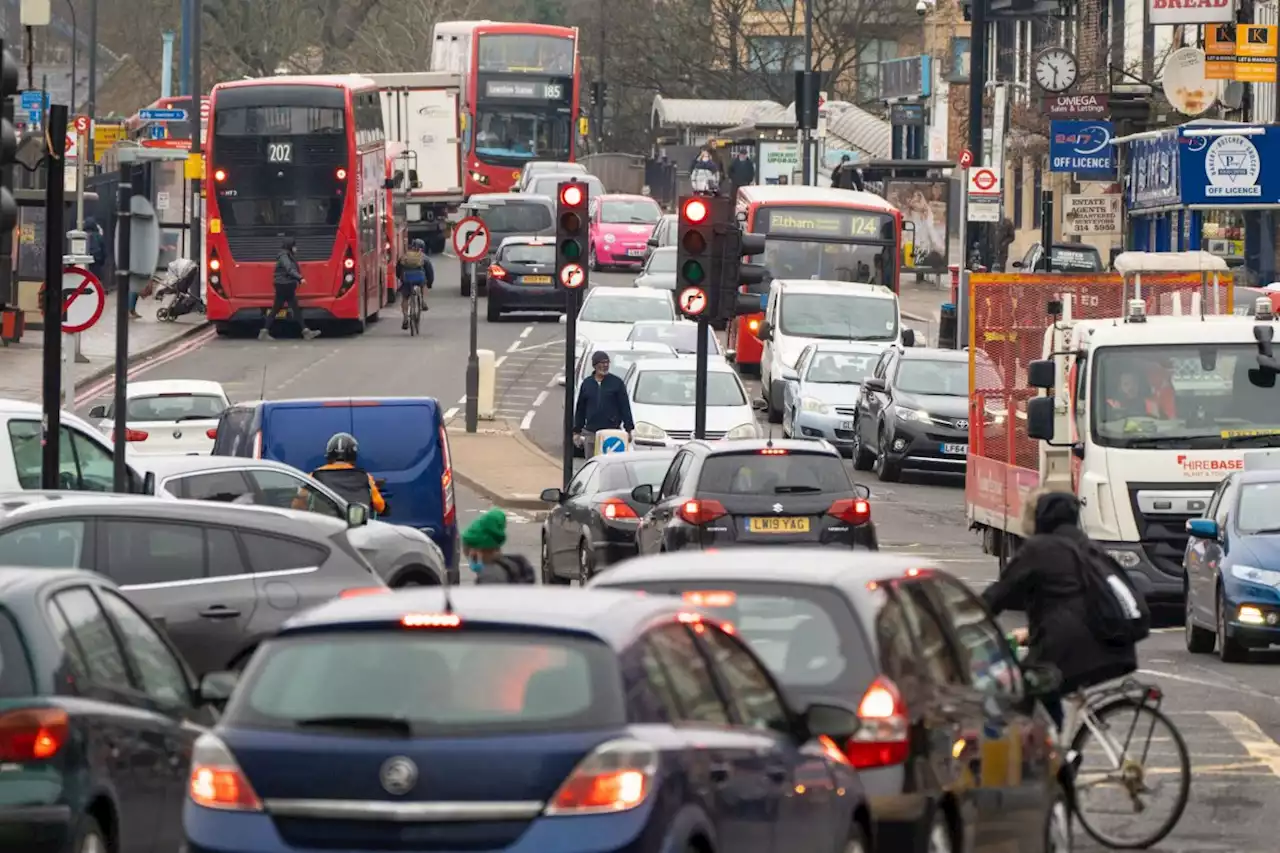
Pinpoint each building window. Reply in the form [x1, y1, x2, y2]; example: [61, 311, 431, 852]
[746, 37, 803, 73]
[1012, 160, 1023, 228]
[1032, 166, 1043, 229]
[995, 21, 1018, 80]
[755, 0, 795, 9]
[857, 40, 898, 101]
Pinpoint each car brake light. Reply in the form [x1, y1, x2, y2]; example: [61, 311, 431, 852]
[189, 733, 263, 812]
[677, 498, 726, 525]
[402, 613, 461, 628]
[601, 497, 637, 520]
[440, 424, 456, 528]
[0, 708, 69, 761]
[545, 739, 658, 815]
[846, 677, 910, 769]
[827, 498, 871, 525]
[488, 264, 509, 280]
[759, 448, 788, 455]
[340, 587, 387, 599]
[206, 428, 218, 439]
[112, 429, 148, 442]
[683, 590, 736, 607]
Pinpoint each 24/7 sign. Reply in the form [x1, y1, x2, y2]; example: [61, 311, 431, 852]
[1049, 121, 1116, 174]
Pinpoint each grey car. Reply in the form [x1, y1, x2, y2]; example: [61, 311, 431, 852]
[634, 246, 677, 301]
[0, 493, 388, 676]
[460, 192, 555, 295]
[138, 454, 449, 586]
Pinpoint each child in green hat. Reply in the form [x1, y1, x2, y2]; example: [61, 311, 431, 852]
[462, 508, 536, 584]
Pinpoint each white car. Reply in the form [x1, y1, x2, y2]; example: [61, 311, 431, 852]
[625, 358, 761, 447]
[0, 398, 151, 492]
[89, 379, 230, 456]
[759, 280, 914, 424]
[572, 286, 677, 346]
[566, 340, 677, 389]
[626, 320, 723, 358]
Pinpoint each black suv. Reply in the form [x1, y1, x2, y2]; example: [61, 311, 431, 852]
[631, 438, 877, 553]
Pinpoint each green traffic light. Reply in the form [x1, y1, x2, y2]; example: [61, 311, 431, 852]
[561, 240, 582, 261]
[681, 260, 705, 284]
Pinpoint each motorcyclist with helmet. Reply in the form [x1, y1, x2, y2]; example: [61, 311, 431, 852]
[302, 432, 387, 515]
[397, 239, 434, 330]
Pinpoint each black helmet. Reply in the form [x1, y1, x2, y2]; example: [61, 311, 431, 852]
[325, 432, 359, 463]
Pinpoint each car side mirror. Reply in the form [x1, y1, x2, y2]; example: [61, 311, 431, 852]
[541, 487, 565, 503]
[1026, 395, 1055, 441]
[1027, 359, 1056, 389]
[631, 484, 655, 504]
[346, 502, 369, 528]
[384, 178, 395, 190]
[758, 322, 773, 341]
[1186, 518, 1219, 539]
[901, 327, 916, 348]
[646, 237, 658, 247]
[751, 397, 768, 411]
[799, 702, 860, 743]
[863, 377, 886, 393]
[199, 670, 239, 704]
[780, 366, 798, 382]
[138, 471, 156, 496]
[88, 405, 106, 419]
[1011, 260, 1024, 269]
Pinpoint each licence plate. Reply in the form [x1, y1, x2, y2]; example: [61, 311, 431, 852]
[839, 420, 855, 430]
[522, 275, 552, 284]
[627, 249, 646, 257]
[941, 443, 967, 455]
[747, 517, 811, 533]
[276, 309, 288, 318]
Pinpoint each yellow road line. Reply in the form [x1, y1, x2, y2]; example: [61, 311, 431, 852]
[1207, 711, 1280, 778]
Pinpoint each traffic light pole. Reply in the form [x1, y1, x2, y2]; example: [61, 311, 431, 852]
[693, 318, 709, 440]
[112, 162, 135, 493]
[40, 104, 68, 490]
[562, 288, 577, 489]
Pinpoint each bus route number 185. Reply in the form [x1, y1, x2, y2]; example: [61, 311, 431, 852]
[267, 143, 293, 164]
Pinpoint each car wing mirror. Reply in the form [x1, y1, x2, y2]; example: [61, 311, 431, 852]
[199, 670, 239, 704]
[631, 484, 655, 504]
[541, 487, 566, 503]
[799, 701, 861, 744]
[140, 471, 156, 496]
[901, 327, 916, 348]
[346, 502, 369, 527]
[88, 405, 106, 419]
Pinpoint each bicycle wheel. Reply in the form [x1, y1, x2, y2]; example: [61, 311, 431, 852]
[408, 291, 421, 336]
[1069, 696, 1190, 849]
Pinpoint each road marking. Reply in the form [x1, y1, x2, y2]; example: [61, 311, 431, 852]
[1208, 711, 1280, 778]
[506, 339, 522, 353]
[444, 407, 458, 421]
[457, 395, 466, 404]
[495, 355, 506, 367]
[547, 376, 561, 387]
[520, 410, 535, 430]
[533, 390, 548, 407]
[1138, 668, 1256, 695]
[520, 325, 532, 339]
[74, 325, 219, 405]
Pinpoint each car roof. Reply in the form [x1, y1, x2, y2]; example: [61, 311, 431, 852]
[280, 587, 692, 647]
[591, 448, 678, 465]
[630, 320, 694, 328]
[598, 193, 657, 202]
[498, 235, 554, 247]
[584, 340, 676, 353]
[687, 437, 842, 457]
[585, 287, 671, 300]
[0, 566, 107, 598]
[126, 380, 227, 398]
[1234, 470, 1280, 485]
[467, 192, 549, 203]
[594, 548, 928, 589]
[527, 161, 584, 171]
[137, 455, 304, 478]
[0, 491, 346, 533]
[807, 341, 893, 354]
[632, 357, 735, 373]
[232, 396, 441, 411]
[648, 246, 676, 253]
[899, 346, 968, 362]
[773, 280, 897, 300]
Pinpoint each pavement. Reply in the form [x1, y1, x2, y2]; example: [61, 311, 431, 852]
[51, 252, 1280, 852]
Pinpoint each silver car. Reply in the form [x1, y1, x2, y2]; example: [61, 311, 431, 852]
[781, 342, 888, 454]
[139, 455, 449, 586]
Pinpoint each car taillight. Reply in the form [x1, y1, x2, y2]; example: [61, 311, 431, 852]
[677, 498, 726, 525]
[206, 428, 218, 439]
[846, 676, 910, 769]
[112, 428, 148, 442]
[488, 264, 508, 280]
[827, 498, 871, 525]
[339, 250, 356, 294]
[439, 424, 455, 528]
[545, 739, 658, 815]
[189, 733, 263, 812]
[601, 497, 638, 520]
[0, 708, 69, 761]
[209, 257, 221, 271]
[340, 587, 387, 599]
[251, 431, 262, 459]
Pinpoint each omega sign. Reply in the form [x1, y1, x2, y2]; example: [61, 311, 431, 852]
[1149, 0, 1232, 27]
[1044, 93, 1109, 118]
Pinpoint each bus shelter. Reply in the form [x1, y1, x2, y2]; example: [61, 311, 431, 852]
[1120, 122, 1280, 282]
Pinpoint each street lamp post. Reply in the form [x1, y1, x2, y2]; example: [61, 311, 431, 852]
[967, 0, 989, 262]
[86, 0, 97, 162]
[65, 0, 76, 112]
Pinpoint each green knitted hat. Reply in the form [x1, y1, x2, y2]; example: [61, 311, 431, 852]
[462, 508, 508, 550]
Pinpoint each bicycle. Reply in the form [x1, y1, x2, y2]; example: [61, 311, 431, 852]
[405, 284, 422, 336]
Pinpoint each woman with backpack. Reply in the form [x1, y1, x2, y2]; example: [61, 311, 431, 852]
[462, 508, 535, 584]
[396, 238, 434, 330]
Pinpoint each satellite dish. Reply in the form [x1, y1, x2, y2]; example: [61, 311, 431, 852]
[1221, 81, 1245, 110]
[1162, 47, 1218, 115]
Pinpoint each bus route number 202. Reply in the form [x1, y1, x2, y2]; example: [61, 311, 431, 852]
[267, 143, 293, 164]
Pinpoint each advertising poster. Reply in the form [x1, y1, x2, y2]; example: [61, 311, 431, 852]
[758, 142, 801, 185]
[884, 179, 951, 273]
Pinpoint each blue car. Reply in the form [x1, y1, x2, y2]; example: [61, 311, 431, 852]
[212, 397, 459, 579]
[1184, 469, 1280, 661]
[183, 587, 870, 853]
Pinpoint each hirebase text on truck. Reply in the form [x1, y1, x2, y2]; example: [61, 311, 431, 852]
[964, 251, 1280, 607]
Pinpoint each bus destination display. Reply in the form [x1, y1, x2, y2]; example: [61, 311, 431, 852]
[759, 207, 894, 241]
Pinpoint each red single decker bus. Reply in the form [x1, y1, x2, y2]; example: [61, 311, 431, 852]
[431, 20, 580, 196]
[205, 75, 387, 333]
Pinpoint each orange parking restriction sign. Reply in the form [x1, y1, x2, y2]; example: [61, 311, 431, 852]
[1237, 24, 1278, 84]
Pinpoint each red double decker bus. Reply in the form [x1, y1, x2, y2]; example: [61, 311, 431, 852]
[383, 140, 409, 305]
[430, 20, 580, 196]
[205, 76, 387, 333]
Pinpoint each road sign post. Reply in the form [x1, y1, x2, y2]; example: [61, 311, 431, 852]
[40, 104, 68, 490]
[454, 213, 491, 435]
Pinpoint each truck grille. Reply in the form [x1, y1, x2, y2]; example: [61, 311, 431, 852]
[1127, 484, 1210, 578]
[667, 430, 726, 441]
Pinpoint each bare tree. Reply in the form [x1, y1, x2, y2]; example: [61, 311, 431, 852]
[349, 0, 484, 71]
[202, 0, 388, 78]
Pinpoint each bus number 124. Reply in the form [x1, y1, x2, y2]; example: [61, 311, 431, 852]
[267, 143, 293, 163]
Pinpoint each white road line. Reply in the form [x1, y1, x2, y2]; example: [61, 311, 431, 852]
[520, 326, 533, 339]
[1208, 711, 1280, 777]
[444, 407, 458, 421]
[519, 410, 535, 430]
[457, 395, 466, 404]
[547, 376, 562, 387]
[506, 339, 522, 353]
[1137, 668, 1256, 695]
[533, 390, 549, 407]
[495, 355, 507, 368]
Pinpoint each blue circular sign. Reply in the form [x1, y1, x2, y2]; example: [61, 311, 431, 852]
[601, 436, 626, 454]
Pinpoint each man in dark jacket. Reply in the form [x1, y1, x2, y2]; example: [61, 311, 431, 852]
[728, 151, 755, 196]
[260, 237, 320, 341]
[573, 350, 634, 457]
[982, 490, 1140, 727]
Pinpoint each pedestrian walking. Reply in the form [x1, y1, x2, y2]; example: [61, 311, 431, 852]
[462, 508, 536, 584]
[260, 237, 320, 341]
[84, 216, 106, 283]
[728, 150, 755, 197]
[572, 350, 634, 458]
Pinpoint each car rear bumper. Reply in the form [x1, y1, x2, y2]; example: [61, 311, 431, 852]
[597, 245, 647, 266]
[489, 281, 563, 312]
[793, 411, 858, 451]
[0, 804, 72, 853]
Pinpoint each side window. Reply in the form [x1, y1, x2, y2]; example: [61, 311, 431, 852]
[699, 625, 790, 733]
[877, 595, 926, 685]
[646, 624, 729, 725]
[68, 430, 115, 491]
[45, 601, 89, 682]
[0, 520, 88, 568]
[672, 454, 697, 495]
[1073, 358, 1088, 439]
[97, 590, 191, 706]
[175, 470, 253, 503]
[1205, 480, 1226, 520]
[898, 583, 965, 686]
[240, 532, 328, 572]
[50, 588, 131, 689]
[6, 419, 42, 488]
[567, 461, 598, 497]
[206, 528, 251, 577]
[659, 453, 686, 499]
[1213, 480, 1235, 527]
[103, 521, 206, 586]
[872, 350, 892, 379]
[925, 578, 1020, 696]
[248, 469, 343, 519]
[623, 640, 685, 723]
[214, 408, 256, 457]
[795, 346, 814, 376]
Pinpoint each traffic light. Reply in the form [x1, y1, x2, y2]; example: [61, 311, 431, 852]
[555, 180, 588, 290]
[0, 42, 18, 235]
[675, 195, 719, 320]
[721, 227, 770, 320]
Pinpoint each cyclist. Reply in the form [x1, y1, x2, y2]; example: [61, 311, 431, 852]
[982, 489, 1141, 728]
[397, 239, 433, 330]
[303, 432, 387, 515]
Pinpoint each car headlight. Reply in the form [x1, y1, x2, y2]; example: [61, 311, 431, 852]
[1105, 549, 1142, 569]
[896, 407, 931, 424]
[634, 421, 667, 441]
[800, 396, 830, 414]
[1231, 564, 1280, 587]
[726, 422, 759, 439]
[604, 233, 616, 243]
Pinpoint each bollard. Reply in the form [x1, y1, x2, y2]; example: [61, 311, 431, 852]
[593, 428, 630, 456]
[477, 349, 496, 420]
[938, 303, 958, 350]
[948, 264, 960, 306]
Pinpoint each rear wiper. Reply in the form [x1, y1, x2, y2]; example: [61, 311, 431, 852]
[293, 715, 412, 735]
[174, 414, 214, 422]
[774, 485, 823, 493]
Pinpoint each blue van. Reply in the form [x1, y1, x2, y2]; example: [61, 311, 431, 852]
[212, 397, 458, 576]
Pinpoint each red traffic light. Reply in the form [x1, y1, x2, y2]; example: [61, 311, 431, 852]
[682, 198, 708, 224]
[560, 184, 584, 207]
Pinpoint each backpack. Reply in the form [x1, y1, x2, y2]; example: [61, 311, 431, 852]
[1068, 537, 1151, 646]
[495, 554, 536, 584]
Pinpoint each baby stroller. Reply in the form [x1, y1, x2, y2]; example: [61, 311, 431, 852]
[153, 258, 205, 321]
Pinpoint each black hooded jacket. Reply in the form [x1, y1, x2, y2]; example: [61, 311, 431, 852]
[982, 492, 1138, 692]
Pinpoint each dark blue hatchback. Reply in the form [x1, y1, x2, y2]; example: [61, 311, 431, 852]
[183, 587, 870, 853]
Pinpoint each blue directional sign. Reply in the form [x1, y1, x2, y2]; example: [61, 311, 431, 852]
[20, 91, 48, 109]
[600, 436, 626, 454]
[150, 125, 166, 139]
[139, 108, 188, 122]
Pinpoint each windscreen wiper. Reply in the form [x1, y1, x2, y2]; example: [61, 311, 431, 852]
[773, 485, 823, 493]
[1250, 527, 1280, 536]
[174, 414, 214, 422]
[293, 715, 412, 735]
[1220, 433, 1280, 448]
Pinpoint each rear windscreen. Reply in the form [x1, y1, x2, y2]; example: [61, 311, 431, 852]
[481, 203, 553, 234]
[127, 394, 225, 421]
[501, 243, 556, 265]
[226, 630, 624, 735]
[0, 608, 34, 697]
[699, 452, 855, 494]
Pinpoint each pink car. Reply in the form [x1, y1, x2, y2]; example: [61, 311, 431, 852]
[589, 194, 664, 270]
